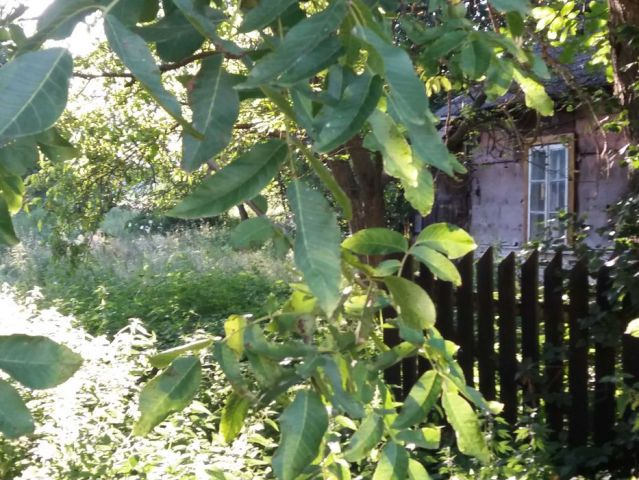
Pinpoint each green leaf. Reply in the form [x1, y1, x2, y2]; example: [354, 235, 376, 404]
[373, 442, 409, 480]
[404, 168, 435, 216]
[288, 180, 341, 316]
[625, 318, 639, 338]
[397, 427, 441, 450]
[0, 169, 24, 213]
[224, 314, 247, 358]
[139, 0, 160, 22]
[459, 37, 492, 79]
[182, 55, 239, 172]
[489, 0, 530, 15]
[370, 342, 418, 371]
[369, 110, 418, 186]
[385, 277, 436, 330]
[0, 143, 38, 176]
[0, 48, 72, 143]
[103, 14, 200, 137]
[173, 0, 227, 41]
[230, 217, 276, 250]
[410, 246, 462, 286]
[372, 259, 402, 277]
[220, 392, 250, 443]
[321, 356, 364, 419]
[414, 223, 476, 259]
[313, 73, 383, 153]
[36, 128, 78, 162]
[213, 342, 248, 391]
[441, 387, 491, 464]
[353, 26, 429, 126]
[393, 371, 442, 429]
[405, 118, 455, 176]
[513, 69, 554, 117]
[0, 197, 18, 246]
[0, 335, 82, 389]
[408, 459, 433, 480]
[136, 8, 204, 62]
[344, 413, 384, 462]
[240, 0, 347, 88]
[419, 30, 467, 68]
[272, 390, 328, 480]
[23, 0, 99, 50]
[239, 0, 297, 32]
[342, 228, 408, 256]
[299, 147, 352, 220]
[149, 338, 213, 369]
[0, 379, 34, 439]
[485, 57, 514, 100]
[169, 140, 287, 218]
[133, 355, 202, 436]
[244, 324, 315, 360]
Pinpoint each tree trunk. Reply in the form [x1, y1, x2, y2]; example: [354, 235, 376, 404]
[608, 0, 639, 142]
[328, 135, 386, 233]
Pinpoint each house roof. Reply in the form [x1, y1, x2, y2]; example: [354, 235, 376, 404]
[435, 51, 608, 119]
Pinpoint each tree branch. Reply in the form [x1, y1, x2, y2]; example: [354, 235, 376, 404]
[74, 49, 239, 80]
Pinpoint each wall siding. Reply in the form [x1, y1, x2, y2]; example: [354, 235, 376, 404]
[469, 109, 628, 253]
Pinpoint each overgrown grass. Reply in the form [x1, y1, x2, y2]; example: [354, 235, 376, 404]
[0, 225, 291, 344]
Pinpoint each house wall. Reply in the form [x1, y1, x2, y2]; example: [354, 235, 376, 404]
[468, 109, 629, 254]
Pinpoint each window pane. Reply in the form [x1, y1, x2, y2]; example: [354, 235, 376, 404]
[529, 213, 545, 240]
[530, 149, 546, 180]
[530, 182, 545, 211]
[548, 181, 566, 211]
[549, 147, 566, 180]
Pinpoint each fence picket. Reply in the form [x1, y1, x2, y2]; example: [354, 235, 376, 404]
[594, 267, 616, 446]
[544, 251, 564, 438]
[457, 253, 474, 386]
[498, 252, 518, 424]
[521, 250, 540, 406]
[568, 259, 589, 447]
[477, 248, 496, 401]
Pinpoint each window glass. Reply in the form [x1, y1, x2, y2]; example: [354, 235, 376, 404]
[527, 142, 569, 241]
[529, 213, 545, 240]
[530, 149, 546, 180]
[530, 182, 545, 211]
[548, 181, 566, 212]
[548, 147, 566, 180]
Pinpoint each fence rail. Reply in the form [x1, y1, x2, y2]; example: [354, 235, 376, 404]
[384, 247, 639, 447]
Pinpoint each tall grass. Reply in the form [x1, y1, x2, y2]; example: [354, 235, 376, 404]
[0, 223, 292, 344]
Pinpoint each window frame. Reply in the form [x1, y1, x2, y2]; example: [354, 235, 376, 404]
[523, 134, 575, 243]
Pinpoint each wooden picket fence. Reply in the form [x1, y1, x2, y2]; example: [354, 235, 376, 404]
[383, 247, 639, 447]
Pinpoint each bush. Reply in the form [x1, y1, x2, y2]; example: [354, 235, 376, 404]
[0, 286, 277, 479]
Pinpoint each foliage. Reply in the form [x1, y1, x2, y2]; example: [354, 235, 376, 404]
[3, 0, 635, 478]
[0, 288, 278, 479]
[1, 223, 290, 343]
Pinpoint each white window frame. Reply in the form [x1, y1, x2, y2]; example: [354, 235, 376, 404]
[526, 142, 570, 241]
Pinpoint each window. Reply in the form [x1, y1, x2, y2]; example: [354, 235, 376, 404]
[527, 142, 570, 241]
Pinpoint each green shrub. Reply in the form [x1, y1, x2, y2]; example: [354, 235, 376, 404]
[0, 288, 276, 479]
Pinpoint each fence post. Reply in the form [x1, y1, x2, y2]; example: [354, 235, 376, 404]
[477, 247, 496, 401]
[521, 250, 540, 406]
[543, 251, 564, 439]
[568, 259, 589, 447]
[498, 252, 518, 424]
[457, 253, 474, 386]
[594, 266, 616, 446]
